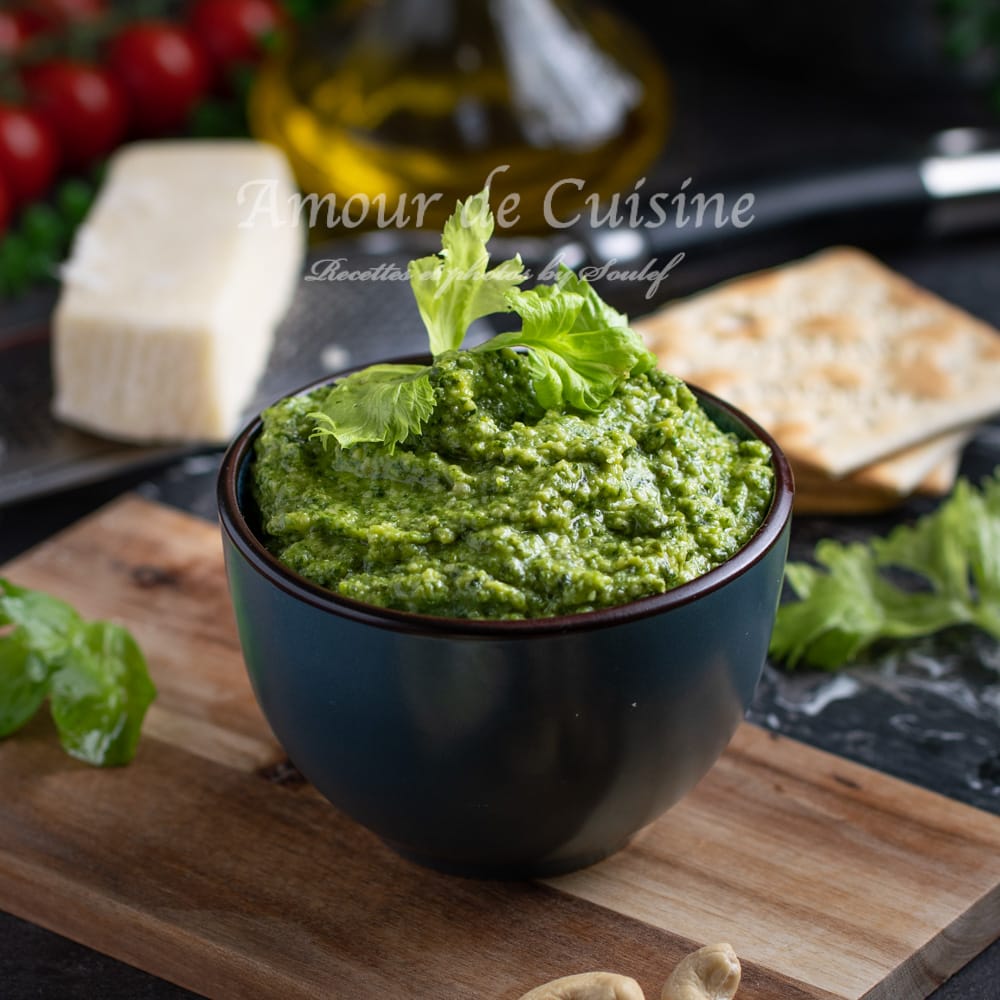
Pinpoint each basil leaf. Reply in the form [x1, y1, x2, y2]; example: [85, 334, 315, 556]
[0, 633, 50, 738]
[0, 577, 156, 765]
[0, 578, 82, 661]
[49, 621, 157, 767]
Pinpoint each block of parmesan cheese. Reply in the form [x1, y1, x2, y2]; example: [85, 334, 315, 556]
[52, 140, 305, 444]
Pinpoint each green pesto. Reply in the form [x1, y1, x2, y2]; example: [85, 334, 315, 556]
[252, 349, 775, 619]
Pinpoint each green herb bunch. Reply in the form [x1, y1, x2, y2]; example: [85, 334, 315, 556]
[309, 188, 657, 451]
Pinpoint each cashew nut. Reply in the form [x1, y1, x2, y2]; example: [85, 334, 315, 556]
[517, 971, 646, 1000]
[660, 943, 741, 1000]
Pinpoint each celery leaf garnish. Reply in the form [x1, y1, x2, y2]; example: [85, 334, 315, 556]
[310, 364, 436, 453]
[476, 269, 656, 412]
[408, 188, 526, 356]
[309, 189, 655, 450]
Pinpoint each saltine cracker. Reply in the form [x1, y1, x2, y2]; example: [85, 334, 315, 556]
[635, 247, 1000, 479]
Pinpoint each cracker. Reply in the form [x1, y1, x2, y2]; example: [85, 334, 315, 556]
[790, 427, 971, 496]
[635, 247, 1000, 478]
[792, 486, 903, 516]
[792, 453, 960, 516]
[917, 449, 963, 496]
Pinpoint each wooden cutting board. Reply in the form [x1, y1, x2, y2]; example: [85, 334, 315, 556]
[1, 494, 998, 1000]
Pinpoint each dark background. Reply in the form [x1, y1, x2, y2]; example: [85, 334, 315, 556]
[615, 0, 997, 196]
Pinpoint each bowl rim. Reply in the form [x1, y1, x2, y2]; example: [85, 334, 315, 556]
[218, 356, 794, 638]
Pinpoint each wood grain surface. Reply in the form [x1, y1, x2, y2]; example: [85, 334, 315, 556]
[0, 495, 998, 1000]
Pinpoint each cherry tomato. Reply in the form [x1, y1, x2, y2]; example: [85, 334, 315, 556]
[25, 61, 128, 170]
[0, 9, 51, 55]
[106, 22, 209, 135]
[188, 0, 282, 85]
[0, 14, 26, 56]
[0, 104, 60, 206]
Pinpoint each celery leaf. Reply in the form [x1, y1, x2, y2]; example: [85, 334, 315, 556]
[769, 469, 1000, 670]
[310, 364, 436, 453]
[476, 270, 656, 412]
[408, 188, 525, 356]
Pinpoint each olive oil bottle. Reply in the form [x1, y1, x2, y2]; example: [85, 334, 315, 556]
[248, 0, 671, 235]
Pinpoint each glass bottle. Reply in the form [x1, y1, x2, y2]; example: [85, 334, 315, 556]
[248, 0, 671, 235]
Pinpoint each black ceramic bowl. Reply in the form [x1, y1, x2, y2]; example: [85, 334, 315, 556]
[218, 364, 794, 878]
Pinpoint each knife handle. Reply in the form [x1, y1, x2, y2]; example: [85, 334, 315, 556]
[584, 160, 931, 263]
